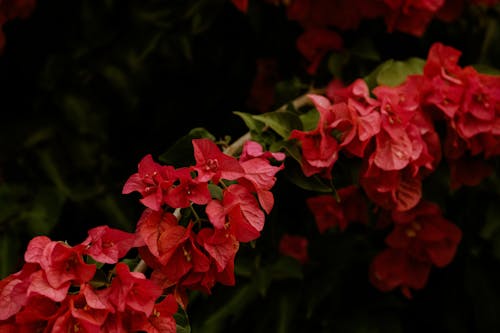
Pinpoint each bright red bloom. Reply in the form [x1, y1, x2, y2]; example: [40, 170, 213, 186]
[206, 184, 265, 242]
[238, 140, 285, 214]
[164, 168, 211, 208]
[15, 295, 59, 332]
[307, 185, 368, 233]
[0, 263, 38, 321]
[192, 138, 244, 183]
[290, 94, 341, 179]
[197, 228, 239, 272]
[129, 295, 178, 333]
[370, 248, 431, 299]
[279, 234, 309, 264]
[82, 225, 141, 264]
[122, 154, 177, 211]
[29, 241, 96, 289]
[108, 263, 162, 316]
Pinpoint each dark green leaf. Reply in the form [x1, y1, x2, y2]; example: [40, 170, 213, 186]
[364, 58, 425, 89]
[234, 111, 265, 134]
[299, 108, 319, 132]
[159, 128, 215, 167]
[175, 307, 191, 333]
[252, 111, 302, 139]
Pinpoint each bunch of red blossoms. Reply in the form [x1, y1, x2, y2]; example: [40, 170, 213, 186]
[0, 138, 284, 332]
[294, 42, 499, 297]
[232, 0, 500, 73]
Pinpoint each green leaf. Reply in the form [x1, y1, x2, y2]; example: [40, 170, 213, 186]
[254, 268, 271, 297]
[159, 128, 215, 167]
[208, 184, 223, 200]
[252, 111, 302, 139]
[234, 111, 265, 134]
[299, 108, 319, 132]
[175, 307, 191, 333]
[0, 233, 17, 279]
[270, 257, 303, 280]
[473, 64, 500, 76]
[21, 187, 66, 235]
[364, 57, 425, 89]
[284, 161, 332, 193]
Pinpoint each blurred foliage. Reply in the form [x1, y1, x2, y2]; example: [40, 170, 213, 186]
[1, 0, 500, 332]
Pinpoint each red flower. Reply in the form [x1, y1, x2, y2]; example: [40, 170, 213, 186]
[238, 141, 284, 214]
[389, 201, 462, 267]
[231, 0, 249, 12]
[129, 295, 178, 333]
[164, 167, 211, 208]
[360, 157, 422, 212]
[370, 248, 431, 299]
[197, 228, 239, 272]
[279, 234, 309, 264]
[383, 0, 446, 36]
[307, 185, 368, 233]
[108, 263, 162, 316]
[290, 94, 341, 179]
[192, 138, 244, 183]
[122, 154, 177, 211]
[206, 184, 265, 242]
[82, 225, 141, 264]
[296, 28, 343, 74]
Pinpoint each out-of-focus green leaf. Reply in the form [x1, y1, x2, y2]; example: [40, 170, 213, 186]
[159, 128, 215, 167]
[0, 234, 17, 279]
[21, 187, 66, 235]
[234, 111, 265, 134]
[175, 307, 191, 333]
[473, 64, 500, 75]
[299, 108, 319, 132]
[270, 256, 303, 280]
[208, 184, 223, 200]
[283, 161, 332, 193]
[252, 111, 302, 139]
[364, 57, 425, 88]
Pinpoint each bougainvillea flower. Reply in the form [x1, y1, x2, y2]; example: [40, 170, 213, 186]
[27, 270, 70, 302]
[237, 141, 285, 213]
[122, 154, 177, 211]
[231, 0, 248, 12]
[197, 228, 239, 272]
[36, 242, 96, 289]
[136, 209, 179, 259]
[108, 263, 162, 316]
[129, 294, 178, 333]
[192, 138, 244, 183]
[389, 201, 462, 267]
[296, 27, 343, 74]
[360, 158, 422, 212]
[164, 167, 211, 208]
[240, 140, 285, 162]
[307, 185, 368, 233]
[369, 248, 431, 299]
[206, 184, 265, 242]
[82, 225, 141, 264]
[383, 0, 446, 36]
[15, 294, 59, 331]
[290, 94, 341, 178]
[279, 234, 309, 264]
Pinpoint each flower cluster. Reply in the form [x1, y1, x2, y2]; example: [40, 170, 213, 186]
[123, 139, 284, 295]
[0, 138, 284, 330]
[0, 0, 36, 51]
[232, 0, 499, 73]
[293, 42, 498, 297]
[0, 226, 179, 332]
